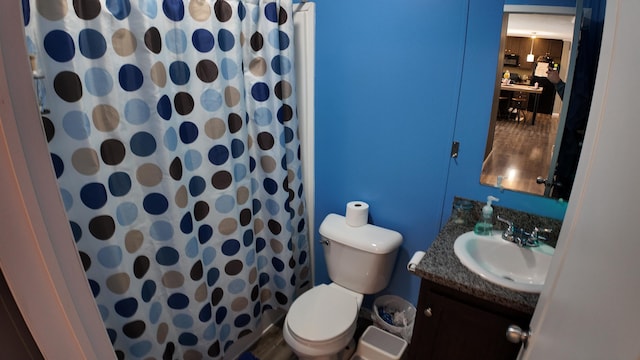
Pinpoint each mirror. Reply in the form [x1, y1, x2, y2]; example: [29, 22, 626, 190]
[480, 2, 604, 200]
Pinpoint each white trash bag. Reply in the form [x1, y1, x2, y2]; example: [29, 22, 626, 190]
[371, 295, 416, 343]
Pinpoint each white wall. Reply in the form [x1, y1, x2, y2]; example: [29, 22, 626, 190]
[525, 0, 640, 357]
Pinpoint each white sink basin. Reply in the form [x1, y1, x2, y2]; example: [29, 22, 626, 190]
[453, 231, 555, 293]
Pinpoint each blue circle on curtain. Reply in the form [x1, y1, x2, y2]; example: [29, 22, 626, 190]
[215, 195, 235, 213]
[62, 111, 91, 140]
[180, 213, 193, 234]
[216, 306, 228, 324]
[156, 247, 179, 266]
[157, 95, 172, 120]
[251, 83, 270, 102]
[150, 220, 174, 241]
[217, 29, 235, 52]
[192, 29, 214, 52]
[207, 268, 219, 286]
[149, 302, 162, 324]
[119, 64, 144, 91]
[202, 247, 216, 265]
[163, 128, 178, 151]
[230, 139, 244, 158]
[167, 293, 189, 309]
[60, 188, 73, 211]
[184, 150, 202, 171]
[116, 202, 138, 226]
[143, 193, 169, 215]
[258, 271, 269, 286]
[162, 0, 184, 21]
[200, 89, 222, 112]
[78, 29, 107, 59]
[274, 274, 287, 289]
[208, 145, 229, 165]
[179, 121, 198, 144]
[124, 99, 151, 125]
[250, 178, 259, 193]
[130, 131, 157, 156]
[286, 127, 296, 144]
[199, 304, 212, 322]
[243, 230, 254, 246]
[85, 68, 113, 96]
[237, 1, 246, 20]
[166, 29, 187, 54]
[139, 0, 157, 18]
[185, 237, 199, 258]
[234, 163, 247, 181]
[220, 58, 237, 80]
[264, 2, 278, 22]
[169, 61, 190, 85]
[220, 324, 231, 342]
[21, 0, 30, 25]
[263, 178, 278, 195]
[174, 314, 194, 329]
[198, 225, 213, 244]
[108, 172, 132, 196]
[178, 332, 198, 346]
[44, 30, 75, 62]
[228, 279, 245, 294]
[221, 239, 240, 256]
[235, 314, 251, 328]
[254, 107, 272, 126]
[265, 199, 280, 216]
[203, 323, 216, 341]
[69, 221, 82, 242]
[98, 304, 109, 320]
[269, 29, 290, 51]
[141, 280, 156, 302]
[80, 183, 107, 209]
[252, 199, 261, 215]
[115, 297, 139, 318]
[97, 245, 123, 268]
[106, 328, 117, 343]
[245, 249, 255, 266]
[129, 341, 152, 357]
[106, 0, 132, 20]
[189, 176, 206, 197]
[271, 55, 292, 75]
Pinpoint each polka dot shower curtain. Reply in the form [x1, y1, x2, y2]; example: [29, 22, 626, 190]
[22, 0, 309, 358]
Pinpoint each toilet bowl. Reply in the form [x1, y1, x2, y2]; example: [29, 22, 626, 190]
[283, 284, 362, 360]
[283, 213, 403, 360]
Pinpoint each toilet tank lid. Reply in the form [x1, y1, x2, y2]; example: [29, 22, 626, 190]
[319, 213, 403, 254]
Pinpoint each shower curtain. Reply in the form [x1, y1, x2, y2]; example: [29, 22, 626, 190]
[23, 0, 309, 358]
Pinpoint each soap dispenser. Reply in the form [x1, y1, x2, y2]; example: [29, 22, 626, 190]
[474, 196, 499, 235]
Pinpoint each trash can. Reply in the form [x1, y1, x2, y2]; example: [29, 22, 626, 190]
[371, 295, 416, 342]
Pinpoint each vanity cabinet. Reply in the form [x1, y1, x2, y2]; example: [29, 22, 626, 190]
[408, 279, 532, 360]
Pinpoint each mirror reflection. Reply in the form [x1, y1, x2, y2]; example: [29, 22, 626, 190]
[481, 4, 603, 200]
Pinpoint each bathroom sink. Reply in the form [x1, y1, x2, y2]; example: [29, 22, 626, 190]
[453, 231, 555, 293]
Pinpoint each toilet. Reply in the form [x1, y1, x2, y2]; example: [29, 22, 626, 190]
[283, 213, 403, 360]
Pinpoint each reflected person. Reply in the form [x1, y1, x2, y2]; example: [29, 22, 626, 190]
[546, 66, 589, 200]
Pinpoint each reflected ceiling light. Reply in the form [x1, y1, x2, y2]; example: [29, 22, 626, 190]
[527, 33, 536, 62]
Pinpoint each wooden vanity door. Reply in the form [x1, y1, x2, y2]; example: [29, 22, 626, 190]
[408, 281, 530, 360]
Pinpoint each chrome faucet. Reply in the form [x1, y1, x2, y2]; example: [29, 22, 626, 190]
[497, 216, 552, 248]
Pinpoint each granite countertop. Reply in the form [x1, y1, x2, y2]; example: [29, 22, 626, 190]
[412, 197, 563, 314]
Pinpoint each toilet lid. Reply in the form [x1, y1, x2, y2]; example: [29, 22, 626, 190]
[287, 285, 358, 342]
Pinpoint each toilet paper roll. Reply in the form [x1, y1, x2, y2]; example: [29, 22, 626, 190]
[407, 251, 426, 272]
[345, 201, 369, 227]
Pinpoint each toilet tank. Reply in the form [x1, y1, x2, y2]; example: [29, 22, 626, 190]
[319, 213, 403, 294]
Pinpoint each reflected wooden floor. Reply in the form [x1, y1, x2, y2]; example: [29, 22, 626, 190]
[481, 113, 559, 195]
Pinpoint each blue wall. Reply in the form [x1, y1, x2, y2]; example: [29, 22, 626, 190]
[312, 0, 600, 306]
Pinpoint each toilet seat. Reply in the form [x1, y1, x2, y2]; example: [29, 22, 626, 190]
[286, 284, 358, 344]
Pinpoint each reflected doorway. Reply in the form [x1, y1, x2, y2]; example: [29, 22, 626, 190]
[481, 11, 576, 196]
